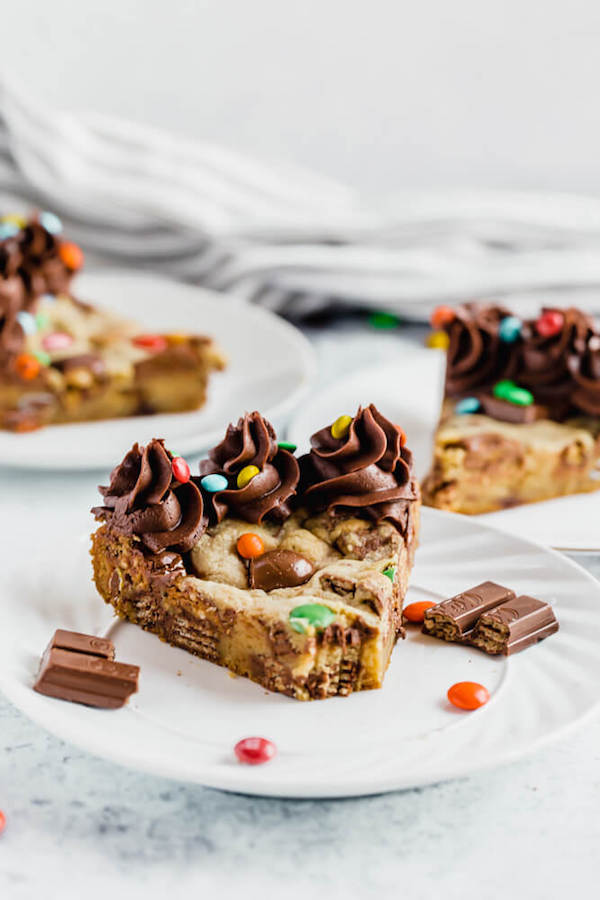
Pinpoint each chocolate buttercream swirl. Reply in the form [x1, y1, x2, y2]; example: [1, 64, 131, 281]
[518, 307, 594, 411]
[199, 411, 299, 523]
[444, 303, 518, 395]
[1, 216, 74, 368]
[568, 333, 600, 415]
[19, 219, 72, 298]
[93, 439, 206, 553]
[298, 404, 417, 531]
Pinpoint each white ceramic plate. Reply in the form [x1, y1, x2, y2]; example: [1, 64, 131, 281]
[0, 271, 316, 470]
[288, 354, 600, 550]
[1, 502, 598, 799]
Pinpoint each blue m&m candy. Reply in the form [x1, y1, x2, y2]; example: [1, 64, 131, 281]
[16, 311, 37, 336]
[498, 316, 522, 343]
[0, 222, 19, 240]
[455, 397, 481, 414]
[39, 211, 63, 235]
[201, 473, 228, 493]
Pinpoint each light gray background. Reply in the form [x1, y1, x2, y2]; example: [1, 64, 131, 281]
[2, 5, 600, 897]
[3, 0, 600, 196]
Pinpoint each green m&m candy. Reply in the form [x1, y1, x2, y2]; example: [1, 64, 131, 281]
[492, 380, 534, 407]
[289, 603, 335, 634]
[383, 567, 396, 582]
[278, 441, 297, 452]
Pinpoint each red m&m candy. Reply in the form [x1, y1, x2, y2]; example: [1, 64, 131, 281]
[536, 310, 564, 338]
[234, 737, 276, 765]
[0, 810, 5, 835]
[447, 681, 490, 710]
[132, 334, 168, 352]
[430, 305, 455, 330]
[171, 456, 191, 483]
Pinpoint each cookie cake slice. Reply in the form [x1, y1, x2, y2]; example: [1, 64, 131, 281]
[0, 212, 225, 431]
[422, 303, 600, 513]
[91, 406, 420, 700]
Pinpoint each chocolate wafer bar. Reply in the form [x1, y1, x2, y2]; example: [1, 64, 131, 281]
[48, 628, 115, 660]
[33, 629, 139, 708]
[470, 595, 559, 655]
[422, 581, 516, 642]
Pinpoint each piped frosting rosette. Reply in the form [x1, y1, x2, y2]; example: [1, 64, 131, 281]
[568, 333, 600, 415]
[199, 411, 300, 524]
[518, 307, 595, 408]
[298, 404, 418, 533]
[443, 303, 519, 395]
[19, 218, 73, 298]
[93, 438, 206, 553]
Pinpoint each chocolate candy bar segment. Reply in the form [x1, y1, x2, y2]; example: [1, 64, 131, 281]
[34, 629, 138, 708]
[423, 581, 516, 642]
[470, 594, 559, 655]
[34, 648, 139, 708]
[49, 628, 115, 660]
[479, 395, 549, 424]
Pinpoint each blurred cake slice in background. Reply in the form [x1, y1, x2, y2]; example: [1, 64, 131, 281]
[422, 303, 600, 513]
[0, 212, 226, 431]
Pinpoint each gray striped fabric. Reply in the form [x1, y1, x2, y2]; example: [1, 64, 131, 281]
[3, 78, 600, 319]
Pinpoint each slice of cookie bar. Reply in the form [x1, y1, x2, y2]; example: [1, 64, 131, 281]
[91, 406, 420, 700]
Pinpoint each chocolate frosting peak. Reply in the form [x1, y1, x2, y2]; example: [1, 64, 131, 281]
[93, 439, 206, 553]
[299, 404, 417, 531]
[519, 307, 594, 405]
[569, 334, 600, 415]
[444, 303, 517, 395]
[1, 215, 75, 368]
[199, 411, 299, 524]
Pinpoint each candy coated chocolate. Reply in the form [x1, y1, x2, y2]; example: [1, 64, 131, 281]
[249, 549, 314, 591]
[423, 581, 516, 642]
[470, 594, 559, 655]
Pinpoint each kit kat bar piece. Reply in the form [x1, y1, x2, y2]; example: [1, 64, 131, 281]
[34, 637, 138, 709]
[470, 595, 559, 656]
[423, 581, 516, 642]
[48, 628, 115, 660]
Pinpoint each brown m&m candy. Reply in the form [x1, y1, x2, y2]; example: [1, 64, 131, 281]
[249, 550, 314, 592]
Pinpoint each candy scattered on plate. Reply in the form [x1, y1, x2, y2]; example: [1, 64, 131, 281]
[447, 681, 490, 710]
[234, 737, 276, 765]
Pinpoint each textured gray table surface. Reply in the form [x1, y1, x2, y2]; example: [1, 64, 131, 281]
[1, 320, 599, 900]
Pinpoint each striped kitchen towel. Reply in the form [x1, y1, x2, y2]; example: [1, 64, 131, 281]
[3, 77, 600, 319]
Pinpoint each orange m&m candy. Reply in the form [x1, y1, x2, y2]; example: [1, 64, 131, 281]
[430, 305, 455, 330]
[403, 600, 436, 624]
[447, 681, 490, 711]
[237, 533, 265, 559]
[14, 353, 41, 381]
[59, 241, 85, 271]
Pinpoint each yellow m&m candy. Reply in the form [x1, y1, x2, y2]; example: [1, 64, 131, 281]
[426, 331, 450, 350]
[331, 415, 352, 440]
[2, 213, 26, 228]
[237, 465, 260, 488]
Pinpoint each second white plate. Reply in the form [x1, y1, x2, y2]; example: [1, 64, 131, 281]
[0, 503, 598, 798]
[0, 271, 316, 471]
[287, 353, 600, 550]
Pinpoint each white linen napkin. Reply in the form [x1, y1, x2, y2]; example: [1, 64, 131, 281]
[3, 77, 600, 319]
